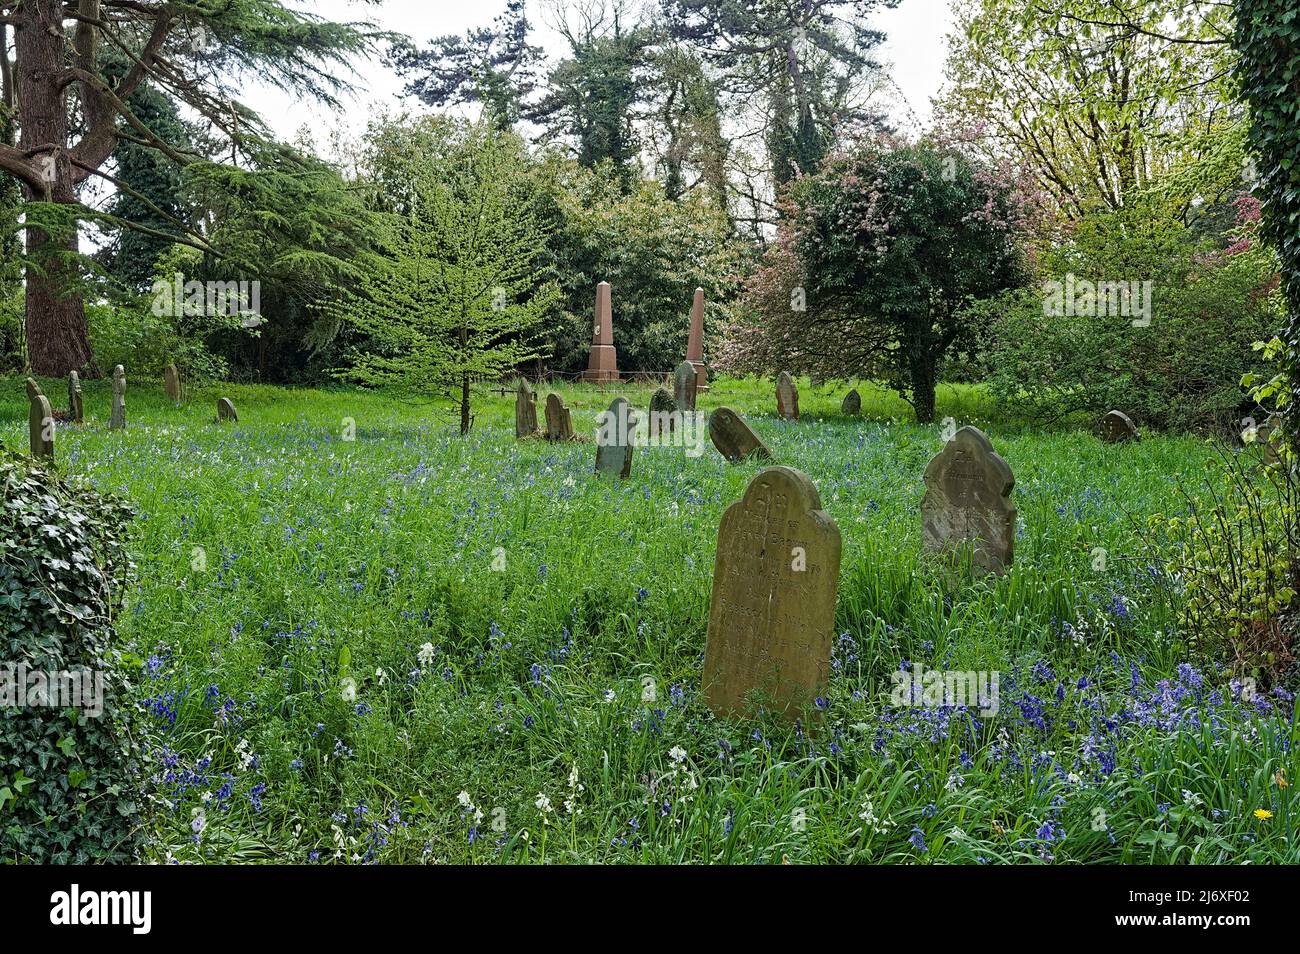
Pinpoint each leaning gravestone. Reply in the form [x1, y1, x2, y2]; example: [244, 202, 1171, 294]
[216, 397, 238, 422]
[514, 380, 538, 438]
[594, 397, 635, 478]
[702, 466, 842, 719]
[841, 389, 861, 415]
[921, 426, 1016, 575]
[67, 371, 84, 423]
[109, 365, 126, 430]
[649, 387, 677, 438]
[1098, 410, 1140, 443]
[27, 379, 53, 460]
[164, 363, 182, 403]
[544, 392, 575, 442]
[709, 407, 773, 462]
[673, 360, 698, 413]
[776, 372, 799, 420]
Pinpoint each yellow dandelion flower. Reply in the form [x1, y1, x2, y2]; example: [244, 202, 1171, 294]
[1253, 808, 1273, 821]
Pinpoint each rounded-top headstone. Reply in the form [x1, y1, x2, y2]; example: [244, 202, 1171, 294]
[594, 397, 635, 478]
[920, 426, 1015, 575]
[702, 466, 842, 719]
[673, 360, 698, 413]
[841, 389, 861, 415]
[1098, 410, 1140, 443]
[216, 397, 238, 422]
[776, 372, 799, 420]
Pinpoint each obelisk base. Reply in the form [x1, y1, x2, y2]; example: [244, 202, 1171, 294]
[583, 344, 620, 382]
[689, 360, 709, 393]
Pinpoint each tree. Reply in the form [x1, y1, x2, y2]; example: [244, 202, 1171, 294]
[1233, 0, 1300, 445]
[327, 120, 559, 435]
[528, 0, 651, 183]
[660, 0, 892, 190]
[719, 138, 1031, 422]
[941, 0, 1239, 218]
[0, 0, 380, 375]
[390, 0, 543, 129]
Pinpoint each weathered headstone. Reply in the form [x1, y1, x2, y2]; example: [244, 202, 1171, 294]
[708, 407, 773, 462]
[515, 379, 538, 438]
[776, 372, 799, 420]
[1248, 412, 1284, 465]
[216, 397, 238, 422]
[164, 363, 182, 403]
[921, 426, 1016, 575]
[67, 371, 84, 423]
[1098, 410, 1140, 443]
[109, 365, 126, 430]
[28, 383, 54, 460]
[841, 389, 861, 415]
[673, 359, 698, 413]
[545, 392, 574, 442]
[582, 281, 620, 382]
[594, 397, 635, 478]
[685, 287, 708, 392]
[702, 466, 841, 719]
[649, 387, 677, 439]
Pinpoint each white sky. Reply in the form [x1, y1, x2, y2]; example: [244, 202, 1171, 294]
[242, 0, 955, 151]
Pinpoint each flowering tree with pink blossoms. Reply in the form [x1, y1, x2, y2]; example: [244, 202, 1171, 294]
[716, 136, 1033, 422]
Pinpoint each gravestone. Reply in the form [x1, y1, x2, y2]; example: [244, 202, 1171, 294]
[164, 363, 182, 403]
[216, 397, 238, 422]
[921, 426, 1015, 575]
[1098, 410, 1139, 443]
[67, 371, 84, 423]
[1249, 413, 1284, 465]
[594, 397, 635, 478]
[701, 466, 841, 719]
[841, 389, 861, 415]
[515, 380, 538, 438]
[708, 407, 773, 462]
[673, 359, 698, 413]
[109, 365, 126, 430]
[776, 372, 799, 420]
[685, 287, 708, 392]
[28, 385, 54, 460]
[544, 392, 574, 442]
[649, 387, 677, 438]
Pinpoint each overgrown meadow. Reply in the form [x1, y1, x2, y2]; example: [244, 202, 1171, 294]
[2, 375, 1295, 864]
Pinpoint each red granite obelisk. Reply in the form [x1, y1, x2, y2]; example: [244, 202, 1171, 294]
[686, 287, 708, 392]
[583, 280, 620, 382]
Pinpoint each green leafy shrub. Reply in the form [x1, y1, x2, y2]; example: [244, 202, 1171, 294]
[990, 193, 1280, 431]
[1153, 450, 1297, 682]
[0, 453, 143, 862]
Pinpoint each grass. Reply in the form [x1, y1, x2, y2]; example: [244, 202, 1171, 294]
[1, 372, 1295, 863]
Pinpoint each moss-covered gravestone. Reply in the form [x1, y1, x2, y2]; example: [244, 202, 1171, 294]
[673, 359, 697, 413]
[545, 392, 574, 442]
[109, 365, 126, 430]
[164, 363, 182, 403]
[841, 389, 861, 415]
[776, 372, 799, 420]
[649, 387, 677, 438]
[702, 466, 842, 719]
[594, 397, 635, 478]
[515, 380, 538, 438]
[708, 407, 773, 462]
[921, 426, 1015, 575]
[27, 378, 54, 459]
[67, 371, 84, 423]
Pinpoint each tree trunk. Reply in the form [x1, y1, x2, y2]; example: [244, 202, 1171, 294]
[460, 372, 471, 435]
[908, 328, 938, 424]
[16, 0, 96, 376]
